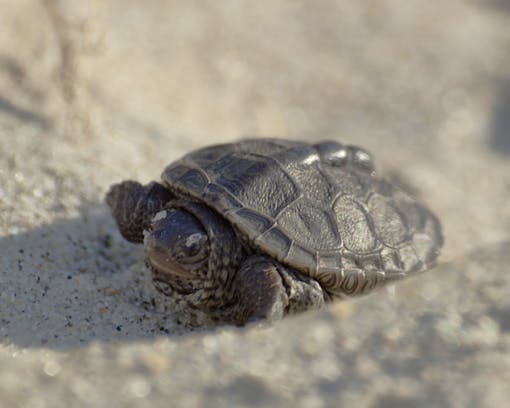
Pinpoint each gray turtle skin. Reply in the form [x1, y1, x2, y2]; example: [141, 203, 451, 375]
[106, 139, 443, 326]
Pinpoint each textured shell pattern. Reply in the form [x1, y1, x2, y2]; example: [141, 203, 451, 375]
[162, 139, 443, 296]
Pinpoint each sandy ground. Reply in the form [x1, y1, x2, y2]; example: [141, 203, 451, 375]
[1, 0, 509, 406]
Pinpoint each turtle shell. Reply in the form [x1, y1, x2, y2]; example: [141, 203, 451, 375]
[162, 139, 443, 296]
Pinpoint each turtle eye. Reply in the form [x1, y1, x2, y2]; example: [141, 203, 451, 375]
[184, 233, 207, 256]
[178, 232, 209, 263]
[187, 242, 200, 257]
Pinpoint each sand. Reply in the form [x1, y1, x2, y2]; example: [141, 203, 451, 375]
[1, 1, 509, 406]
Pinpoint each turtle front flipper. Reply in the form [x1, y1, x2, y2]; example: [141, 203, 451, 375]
[106, 181, 174, 243]
[228, 256, 326, 325]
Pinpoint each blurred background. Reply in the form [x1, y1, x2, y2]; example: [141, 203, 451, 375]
[1, 0, 509, 406]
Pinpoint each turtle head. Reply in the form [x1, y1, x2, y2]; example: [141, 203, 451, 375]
[144, 208, 211, 280]
[144, 202, 246, 301]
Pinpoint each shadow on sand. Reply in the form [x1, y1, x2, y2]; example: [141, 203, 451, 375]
[0, 204, 190, 350]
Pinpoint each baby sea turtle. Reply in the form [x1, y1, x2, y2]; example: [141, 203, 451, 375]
[106, 139, 443, 326]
